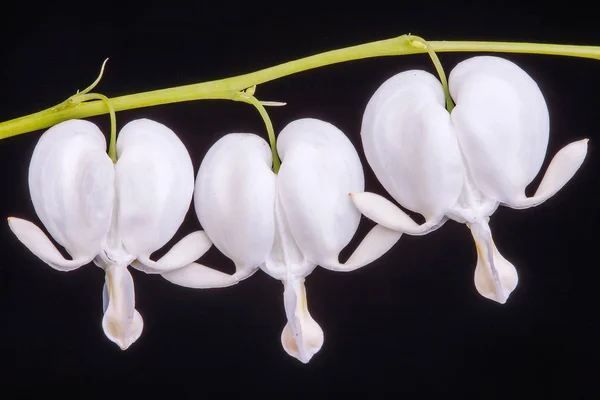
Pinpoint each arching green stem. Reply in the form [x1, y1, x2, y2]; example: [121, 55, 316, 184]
[234, 87, 283, 173]
[73, 93, 118, 162]
[410, 36, 455, 112]
[2, 34, 600, 139]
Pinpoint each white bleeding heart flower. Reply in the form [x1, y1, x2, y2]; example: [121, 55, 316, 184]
[351, 56, 588, 304]
[159, 118, 402, 363]
[8, 118, 209, 349]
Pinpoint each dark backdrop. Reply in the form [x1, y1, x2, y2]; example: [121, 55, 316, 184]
[0, 1, 597, 395]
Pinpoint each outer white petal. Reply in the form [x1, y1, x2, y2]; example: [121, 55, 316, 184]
[280, 277, 324, 364]
[116, 119, 194, 260]
[361, 70, 463, 224]
[161, 262, 259, 289]
[8, 217, 94, 271]
[27, 119, 114, 261]
[195, 133, 276, 269]
[449, 56, 550, 204]
[350, 192, 446, 235]
[320, 223, 402, 272]
[276, 118, 365, 269]
[131, 231, 211, 273]
[468, 221, 518, 304]
[156, 230, 259, 288]
[506, 139, 589, 209]
[102, 264, 144, 350]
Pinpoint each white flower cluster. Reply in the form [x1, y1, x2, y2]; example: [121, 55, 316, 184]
[8, 56, 588, 363]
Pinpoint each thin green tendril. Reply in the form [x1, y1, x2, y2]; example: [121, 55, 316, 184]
[78, 58, 109, 96]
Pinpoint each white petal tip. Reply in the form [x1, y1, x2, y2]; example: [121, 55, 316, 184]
[470, 223, 518, 305]
[475, 274, 517, 305]
[569, 138, 589, 154]
[475, 273, 512, 304]
[102, 310, 144, 350]
[478, 290, 511, 305]
[281, 322, 324, 364]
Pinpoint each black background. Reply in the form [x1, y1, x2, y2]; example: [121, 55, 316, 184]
[0, 1, 598, 395]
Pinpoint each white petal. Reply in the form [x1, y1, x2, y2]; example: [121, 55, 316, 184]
[156, 230, 259, 289]
[28, 119, 114, 260]
[350, 192, 445, 235]
[468, 221, 518, 304]
[116, 119, 194, 258]
[280, 277, 324, 363]
[102, 264, 144, 350]
[506, 139, 589, 209]
[161, 263, 258, 289]
[450, 56, 550, 204]
[320, 224, 402, 272]
[131, 231, 212, 273]
[263, 193, 315, 279]
[361, 70, 463, 222]
[276, 118, 365, 268]
[7, 217, 93, 271]
[194, 133, 276, 269]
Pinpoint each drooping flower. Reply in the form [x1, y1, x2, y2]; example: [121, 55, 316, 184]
[351, 56, 588, 304]
[159, 118, 402, 363]
[8, 118, 209, 349]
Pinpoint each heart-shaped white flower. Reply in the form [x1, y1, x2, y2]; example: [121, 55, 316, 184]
[160, 118, 402, 363]
[8, 118, 209, 349]
[351, 56, 588, 304]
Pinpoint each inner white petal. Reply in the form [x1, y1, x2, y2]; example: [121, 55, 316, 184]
[93, 199, 136, 270]
[262, 192, 315, 280]
[447, 159, 499, 224]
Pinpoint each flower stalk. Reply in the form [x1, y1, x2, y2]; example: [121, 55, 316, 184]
[1, 34, 600, 140]
[233, 86, 285, 173]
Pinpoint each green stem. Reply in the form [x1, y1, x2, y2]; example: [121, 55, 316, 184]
[2, 34, 600, 140]
[410, 36, 455, 112]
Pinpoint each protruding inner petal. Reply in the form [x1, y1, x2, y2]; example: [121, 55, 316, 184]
[320, 223, 402, 272]
[263, 192, 314, 279]
[350, 192, 445, 235]
[468, 221, 518, 304]
[161, 263, 258, 289]
[504, 139, 589, 209]
[280, 277, 324, 364]
[131, 231, 212, 273]
[101, 264, 143, 350]
[7, 217, 93, 271]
